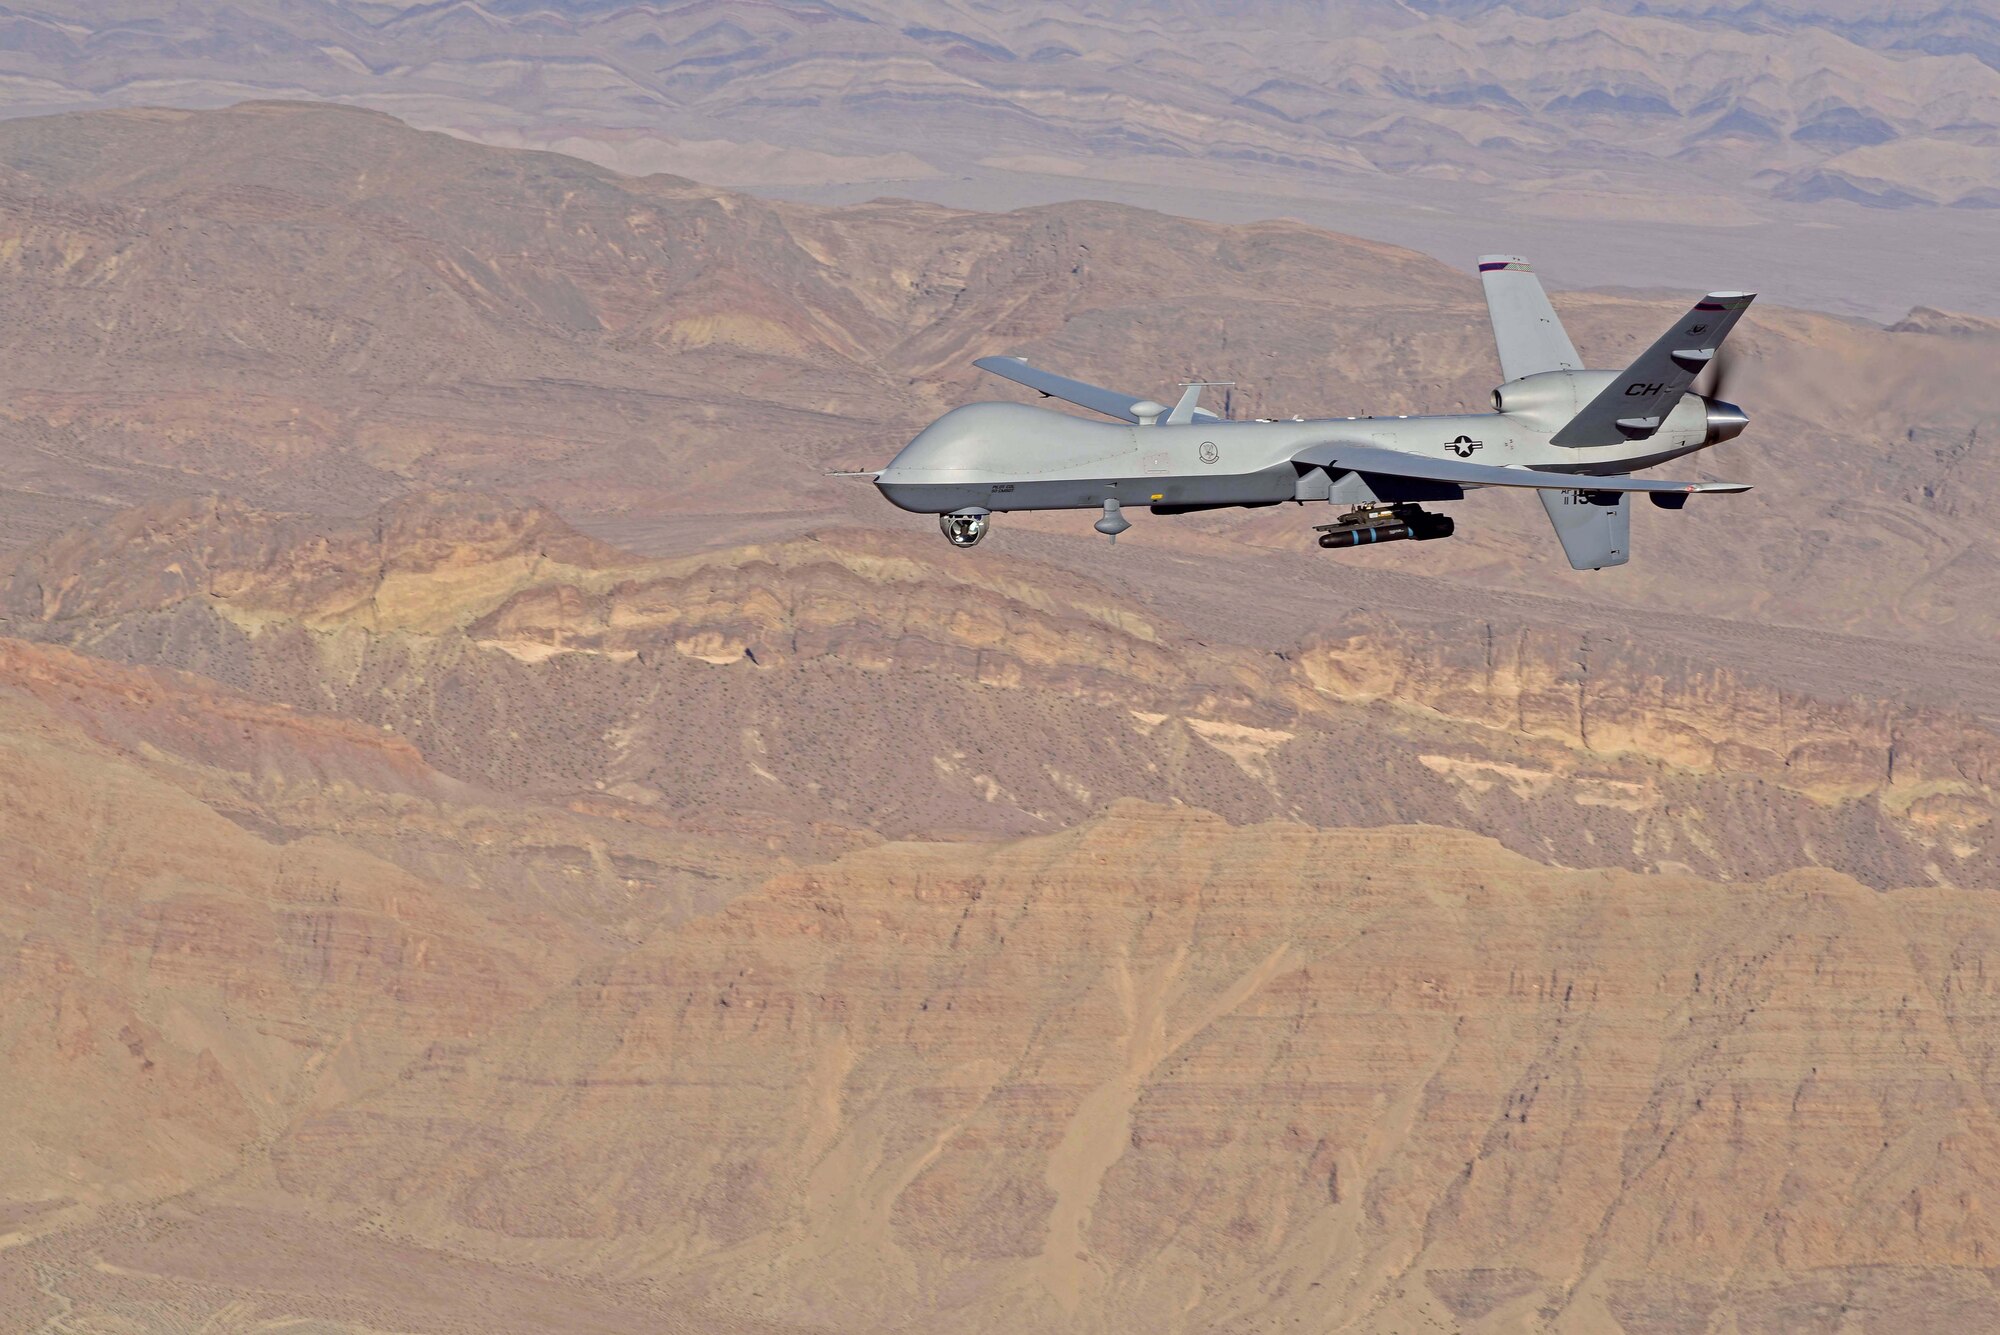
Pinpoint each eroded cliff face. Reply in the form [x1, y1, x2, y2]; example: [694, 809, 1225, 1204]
[2, 491, 630, 631]
[269, 803, 2000, 1333]
[5, 499, 1991, 890]
[1295, 617, 2000, 867]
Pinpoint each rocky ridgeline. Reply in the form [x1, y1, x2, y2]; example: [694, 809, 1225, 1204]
[8, 10, 2000, 207]
[1, 492, 627, 629]
[3, 497, 1992, 890]
[1298, 616, 2000, 812]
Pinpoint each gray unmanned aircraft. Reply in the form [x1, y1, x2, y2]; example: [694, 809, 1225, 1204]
[855, 255, 1754, 570]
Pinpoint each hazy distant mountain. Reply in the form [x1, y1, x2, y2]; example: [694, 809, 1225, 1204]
[5, 0, 1999, 210]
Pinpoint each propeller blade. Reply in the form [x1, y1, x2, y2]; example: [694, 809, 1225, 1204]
[1695, 343, 1750, 445]
[1701, 342, 1736, 402]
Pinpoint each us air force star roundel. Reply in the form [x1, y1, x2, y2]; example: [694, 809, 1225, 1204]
[1446, 435, 1483, 458]
[1198, 441, 1220, 464]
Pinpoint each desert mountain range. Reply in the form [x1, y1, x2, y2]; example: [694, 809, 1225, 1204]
[8, 1, 2000, 320]
[11, 0, 2000, 207]
[1, 102, 1997, 1331]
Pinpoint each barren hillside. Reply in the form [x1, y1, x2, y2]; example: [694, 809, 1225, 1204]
[5, 670, 1998, 1329]
[4, 495, 1994, 889]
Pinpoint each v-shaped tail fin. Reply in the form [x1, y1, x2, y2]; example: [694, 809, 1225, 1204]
[1549, 292, 1757, 447]
[1479, 256, 1582, 382]
[1539, 488, 1630, 570]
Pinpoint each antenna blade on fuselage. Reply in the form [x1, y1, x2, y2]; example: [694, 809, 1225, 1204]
[1165, 382, 1204, 425]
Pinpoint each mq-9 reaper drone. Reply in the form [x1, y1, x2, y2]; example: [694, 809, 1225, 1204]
[858, 256, 1754, 570]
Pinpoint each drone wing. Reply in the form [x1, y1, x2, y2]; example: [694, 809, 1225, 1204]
[973, 356, 1218, 425]
[1292, 442, 1749, 495]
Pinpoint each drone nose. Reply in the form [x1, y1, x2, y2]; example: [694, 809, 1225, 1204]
[1704, 397, 1750, 446]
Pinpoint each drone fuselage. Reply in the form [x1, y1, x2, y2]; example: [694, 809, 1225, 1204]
[875, 393, 1718, 518]
[865, 261, 1755, 570]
